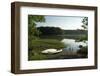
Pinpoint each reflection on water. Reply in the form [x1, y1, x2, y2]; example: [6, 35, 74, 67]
[61, 39, 87, 52]
[40, 35, 88, 53]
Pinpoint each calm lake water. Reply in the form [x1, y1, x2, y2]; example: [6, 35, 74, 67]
[61, 38, 87, 52]
[40, 35, 87, 53]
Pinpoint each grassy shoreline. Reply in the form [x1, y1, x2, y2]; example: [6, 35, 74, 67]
[28, 39, 65, 60]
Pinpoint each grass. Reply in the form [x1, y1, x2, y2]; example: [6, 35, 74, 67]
[29, 39, 65, 52]
[28, 52, 47, 60]
[28, 39, 65, 60]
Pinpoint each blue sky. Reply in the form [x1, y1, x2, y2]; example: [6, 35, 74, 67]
[36, 16, 85, 30]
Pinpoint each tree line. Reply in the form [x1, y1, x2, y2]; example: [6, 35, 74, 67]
[37, 27, 63, 36]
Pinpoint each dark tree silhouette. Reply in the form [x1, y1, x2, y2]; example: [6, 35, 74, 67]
[37, 27, 63, 36]
[81, 17, 88, 30]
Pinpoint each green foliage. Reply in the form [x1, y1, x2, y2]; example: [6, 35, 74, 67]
[28, 15, 45, 24]
[28, 15, 45, 39]
[28, 15, 45, 51]
[77, 17, 88, 42]
[81, 17, 88, 30]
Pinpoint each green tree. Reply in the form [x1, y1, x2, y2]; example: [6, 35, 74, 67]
[81, 17, 88, 30]
[81, 17, 88, 41]
[28, 15, 45, 39]
[28, 15, 45, 51]
[78, 17, 88, 42]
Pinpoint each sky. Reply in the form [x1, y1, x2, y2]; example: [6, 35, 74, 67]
[36, 15, 85, 30]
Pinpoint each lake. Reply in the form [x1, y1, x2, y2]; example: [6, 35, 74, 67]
[40, 35, 87, 53]
[61, 38, 87, 53]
